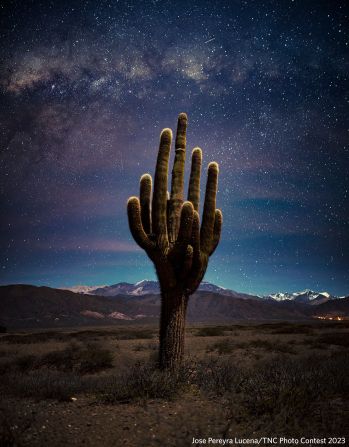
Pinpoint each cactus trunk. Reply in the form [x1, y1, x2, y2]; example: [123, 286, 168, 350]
[159, 290, 188, 369]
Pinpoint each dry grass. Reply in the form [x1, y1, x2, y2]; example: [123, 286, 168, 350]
[102, 363, 191, 404]
[316, 332, 349, 347]
[0, 342, 114, 375]
[208, 337, 296, 354]
[0, 328, 155, 345]
[195, 326, 227, 337]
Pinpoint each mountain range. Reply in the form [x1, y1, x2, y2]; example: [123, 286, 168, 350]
[64, 280, 341, 305]
[0, 281, 347, 329]
[64, 280, 231, 297]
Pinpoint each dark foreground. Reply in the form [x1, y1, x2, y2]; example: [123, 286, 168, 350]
[1, 321, 349, 446]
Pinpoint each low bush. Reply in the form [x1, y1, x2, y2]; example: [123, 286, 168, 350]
[208, 338, 235, 354]
[103, 363, 190, 403]
[208, 338, 295, 354]
[230, 352, 349, 434]
[0, 328, 155, 344]
[2, 370, 87, 401]
[249, 339, 296, 353]
[0, 332, 68, 344]
[319, 320, 349, 329]
[38, 343, 114, 373]
[194, 357, 243, 395]
[270, 325, 314, 335]
[114, 329, 154, 340]
[133, 342, 157, 352]
[196, 326, 227, 337]
[316, 332, 349, 348]
[0, 343, 114, 375]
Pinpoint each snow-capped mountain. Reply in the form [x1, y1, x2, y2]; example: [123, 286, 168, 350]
[199, 281, 229, 294]
[62, 285, 107, 294]
[265, 289, 337, 305]
[93, 280, 160, 297]
[63, 280, 230, 297]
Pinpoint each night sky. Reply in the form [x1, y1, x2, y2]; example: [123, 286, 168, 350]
[1, 0, 348, 295]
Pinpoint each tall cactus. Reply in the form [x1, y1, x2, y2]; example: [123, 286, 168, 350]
[127, 113, 222, 369]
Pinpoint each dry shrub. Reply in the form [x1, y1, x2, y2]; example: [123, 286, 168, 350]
[193, 352, 349, 435]
[114, 329, 154, 340]
[196, 326, 227, 337]
[133, 342, 157, 351]
[316, 332, 349, 347]
[208, 338, 295, 354]
[0, 332, 68, 344]
[103, 362, 191, 403]
[208, 338, 235, 354]
[6, 371, 88, 401]
[270, 325, 314, 335]
[0, 343, 113, 375]
[38, 343, 113, 374]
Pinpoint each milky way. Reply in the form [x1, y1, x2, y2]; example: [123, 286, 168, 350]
[0, 0, 348, 294]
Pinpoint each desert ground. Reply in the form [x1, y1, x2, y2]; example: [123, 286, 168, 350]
[1, 321, 349, 446]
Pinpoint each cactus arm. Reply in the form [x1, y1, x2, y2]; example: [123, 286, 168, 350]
[184, 210, 203, 293]
[140, 174, 152, 235]
[175, 201, 194, 249]
[188, 147, 202, 212]
[127, 197, 154, 251]
[190, 210, 201, 262]
[169, 201, 194, 269]
[168, 113, 188, 243]
[200, 162, 219, 254]
[209, 209, 223, 256]
[152, 128, 172, 250]
[174, 112, 187, 151]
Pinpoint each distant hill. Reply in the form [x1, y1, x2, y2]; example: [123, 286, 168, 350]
[313, 296, 349, 318]
[0, 285, 131, 328]
[0, 284, 347, 329]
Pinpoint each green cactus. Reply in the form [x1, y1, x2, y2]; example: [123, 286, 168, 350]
[127, 113, 222, 369]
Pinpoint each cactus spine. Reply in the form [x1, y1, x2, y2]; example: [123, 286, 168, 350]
[127, 113, 222, 369]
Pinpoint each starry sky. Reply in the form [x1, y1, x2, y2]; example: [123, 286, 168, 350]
[0, 0, 348, 295]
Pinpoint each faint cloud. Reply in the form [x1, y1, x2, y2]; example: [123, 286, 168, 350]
[36, 237, 140, 253]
